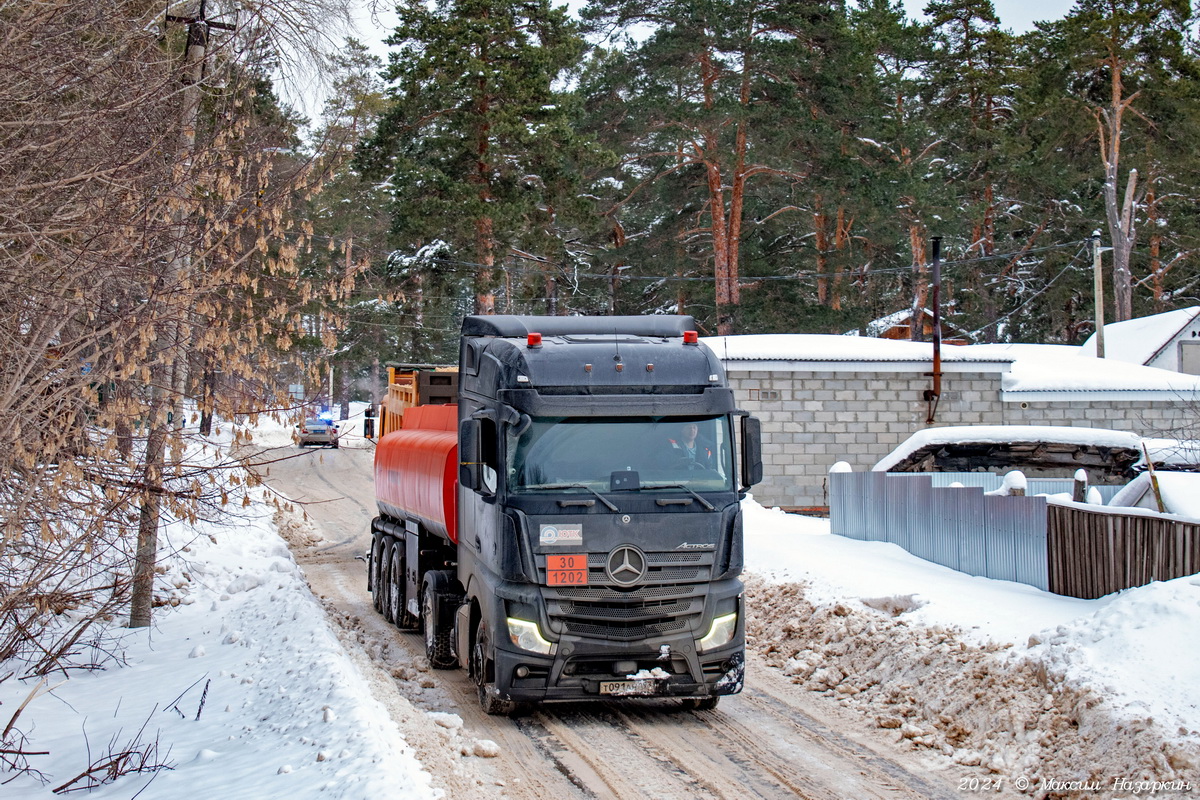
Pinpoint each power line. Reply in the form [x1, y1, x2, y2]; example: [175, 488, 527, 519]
[967, 242, 1092, 338]
[326, 239, 1090, 285]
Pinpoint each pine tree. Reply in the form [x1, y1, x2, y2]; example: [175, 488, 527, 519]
[841, 0, 945, 336]
[361, 0, 587, 315]
[922, 0, 1023, 338]
[1033, 0, 1198, 321]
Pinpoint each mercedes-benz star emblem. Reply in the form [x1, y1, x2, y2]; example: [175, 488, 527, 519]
[606, 545, 647, 587]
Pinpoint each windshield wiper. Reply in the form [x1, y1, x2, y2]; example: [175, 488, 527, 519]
[641, 482, 715, 511]
[528, 483, 620, 512]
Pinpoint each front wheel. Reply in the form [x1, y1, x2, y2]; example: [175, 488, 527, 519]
[472, 620, 517, 716]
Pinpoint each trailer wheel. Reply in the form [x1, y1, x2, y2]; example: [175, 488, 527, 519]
[422, 580, 456, 669]
[388, 547, 418, 630]
[472, 621, 517, 716]
[370, 537, 386, 612]
[383, 547, 400, 624]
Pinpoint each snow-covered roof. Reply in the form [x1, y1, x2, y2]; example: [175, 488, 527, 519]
[703, 334, 1013, 372]
[1142, 438, 1200, 469]
[873, 425, 1143, 473]
[975, 342, 1200, 399]
[708, 334, 1200, 399]
[1081, 307, 1200, 364]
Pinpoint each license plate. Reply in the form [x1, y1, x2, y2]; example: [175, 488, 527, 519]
[599, 679, 657, 696]
[546, 554, 588, 586]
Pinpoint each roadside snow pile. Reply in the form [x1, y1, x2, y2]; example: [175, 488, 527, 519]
[0, 478, 434, 799]
[1031, 578, 1200, 740]
[743, 499, 1200, 794]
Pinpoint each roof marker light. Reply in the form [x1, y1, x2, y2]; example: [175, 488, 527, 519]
[683, 331, 699, 345]
[584, 364, 593, 372]
[646, 364, 654, 372]
[527, 332, 542, 347]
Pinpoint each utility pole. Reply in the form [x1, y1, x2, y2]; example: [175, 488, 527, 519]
[164, 0, 236, 408]
[924, 236, 943, 424]
[1092, 230, 1106, 359]
[130, 1, 235, 629]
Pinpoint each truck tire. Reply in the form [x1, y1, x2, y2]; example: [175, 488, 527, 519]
[383, 546, 400, 624]
[370, 536, 386, 612]
[472, 621, 517, 716]
[389, 546, 418, 631]
[422, 580, 456, 669]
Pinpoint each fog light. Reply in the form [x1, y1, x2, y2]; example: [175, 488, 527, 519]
[516, 665, 530, 678]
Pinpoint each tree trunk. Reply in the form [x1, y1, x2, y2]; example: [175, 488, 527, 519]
[1096, 50, 1138, 322]
[474, 68, 496, 315]
[339, 366, 350, 421]
[909, 225, 928, 341]
[814, 199, 829, 306]
[832, 205, 851, 312]
[609, 220, 626, 315]
[128, 398, 166, 628]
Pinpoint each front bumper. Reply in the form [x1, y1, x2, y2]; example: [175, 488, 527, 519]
[493, 635, 745, 703]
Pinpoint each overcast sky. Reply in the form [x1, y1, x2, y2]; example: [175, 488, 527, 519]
[317, 0, 1079, 117]
[904, 0, 1078, 32]
[350, 0, 1080, 58]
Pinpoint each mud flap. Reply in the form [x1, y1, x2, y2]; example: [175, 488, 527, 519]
[453, 603, 471, 669]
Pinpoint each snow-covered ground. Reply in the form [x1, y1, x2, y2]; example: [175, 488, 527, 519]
[3, 409, 1198, 797]
[1, 411, 437, 799]
[744, 501, 1200, 739]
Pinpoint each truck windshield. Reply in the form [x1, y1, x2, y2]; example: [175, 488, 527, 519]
[509, 416, 734, 494]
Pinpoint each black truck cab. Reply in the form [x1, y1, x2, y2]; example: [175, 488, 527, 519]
[451, 315, 761, 713]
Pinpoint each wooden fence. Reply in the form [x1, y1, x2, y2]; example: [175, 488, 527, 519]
[1047, 504, 1200, 599]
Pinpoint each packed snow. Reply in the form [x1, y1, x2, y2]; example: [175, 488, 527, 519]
[3, 409, 1198, 797]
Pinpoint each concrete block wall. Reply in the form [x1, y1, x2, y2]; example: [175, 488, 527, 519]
[729, 367, 1195, 510]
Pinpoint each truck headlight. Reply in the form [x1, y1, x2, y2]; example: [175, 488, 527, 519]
[507, 617, 554, 655]
[697, 612, 738, 653]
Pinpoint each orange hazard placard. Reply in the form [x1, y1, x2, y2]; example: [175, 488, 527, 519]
[546, 554, 588, 586]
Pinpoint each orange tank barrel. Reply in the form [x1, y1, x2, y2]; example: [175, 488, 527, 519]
[374, 405, 459, 543]
[402, 404, 457, 432]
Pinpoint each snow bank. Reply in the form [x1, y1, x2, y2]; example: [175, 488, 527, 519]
[744, 498, 1200, 787]
[0, 466, 433, 799]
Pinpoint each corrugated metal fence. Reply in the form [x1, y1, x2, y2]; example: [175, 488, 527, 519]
[829, 471, 1053, 590]
[829, 471, 1198, 598]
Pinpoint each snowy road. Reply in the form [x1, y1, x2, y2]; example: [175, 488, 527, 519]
[261, 441, 985, 800]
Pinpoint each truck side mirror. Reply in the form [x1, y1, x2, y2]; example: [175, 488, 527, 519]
[459, 418, 482, 490]
[740, 416, 763, 487]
